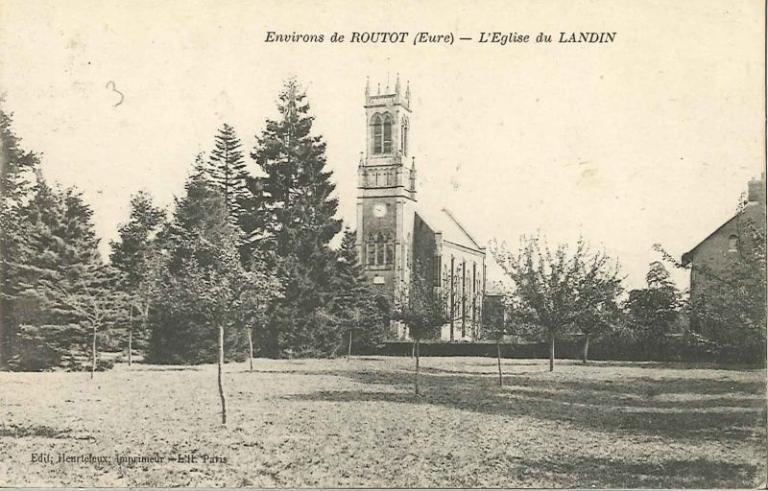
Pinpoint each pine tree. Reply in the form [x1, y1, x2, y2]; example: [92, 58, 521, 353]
[111, 190, 166, 284]
[250, 78, 342, 356]
[149, 164, 280, 364]
[328, 228, 390, 356]
[0, 105, 41, 367]
[206, 124, 249, 230]
[110, 190, 166, 364]
[11, 179, 121, 372]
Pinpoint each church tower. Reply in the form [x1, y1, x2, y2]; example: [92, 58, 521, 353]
[356, 75, 417, 303]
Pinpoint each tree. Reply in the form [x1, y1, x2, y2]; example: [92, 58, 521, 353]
[110, 190, 166, 365]
[35, 264, 126, 378]
[655, 197, 765, 361]
[483, 286, 508, 386]
[249, 78, 343, 357]
[165, 234, 277, 424]
[396, 262, 447, 395]
[148, 170, 243, 364]
[148, 164, 280, 368]
[145, 163, 279, 422]
[205, 124, 250, 231]
[571, 253, 624, 363]
[0, 105, 41, 368]
[11, 179, 121, 372]
[625, 262, 680, 360]
[327, 228, 391, 358]
[491, 235, 623, 371]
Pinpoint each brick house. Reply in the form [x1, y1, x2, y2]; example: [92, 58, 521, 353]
[681, 174, 766, 305]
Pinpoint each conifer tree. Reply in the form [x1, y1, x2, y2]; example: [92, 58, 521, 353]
[206, 124, 249, 229]
[148, 165, 279, 364]
[328, 228, 390, 356]
[11, 178, 122, 372]
[0, 106, 41, 367]
[110, 190, 166, 364]
[250, 78, 342, 356]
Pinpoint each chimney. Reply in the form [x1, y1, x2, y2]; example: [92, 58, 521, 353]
[747, 173, 765, 204]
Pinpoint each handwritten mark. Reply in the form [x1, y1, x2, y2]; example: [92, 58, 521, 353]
[105, 81, 124, 107]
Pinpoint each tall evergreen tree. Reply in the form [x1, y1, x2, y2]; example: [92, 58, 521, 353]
[328, 228, 390, 355]
[250, 78, 343, 356]
[206, 124, 249, 229]
[11, 178, 120, 371]
[109, 190, 166, 364]
[0, 106, 41, 367]
[110, 190, 166, 284]
[148, 165, 279, 364]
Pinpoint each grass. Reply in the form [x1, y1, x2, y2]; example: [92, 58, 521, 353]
[0, 356, 765, 487]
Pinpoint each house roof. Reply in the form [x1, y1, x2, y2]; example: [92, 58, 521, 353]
[681, 203, 765, 265]
[415, 206, 483, 252]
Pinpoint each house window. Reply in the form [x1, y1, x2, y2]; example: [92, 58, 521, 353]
[728, 234, 738, 252]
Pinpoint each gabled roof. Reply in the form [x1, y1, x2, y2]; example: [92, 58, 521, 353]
[415, 206, 484, 252]
[681, 203, 766, 265]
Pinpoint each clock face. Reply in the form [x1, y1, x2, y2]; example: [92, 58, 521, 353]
[373, 203, 387, 218]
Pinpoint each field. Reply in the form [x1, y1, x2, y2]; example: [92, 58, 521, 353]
[1, 356, 766, 487]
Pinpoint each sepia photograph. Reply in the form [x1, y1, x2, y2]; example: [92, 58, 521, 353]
[0, 0, 766, 487]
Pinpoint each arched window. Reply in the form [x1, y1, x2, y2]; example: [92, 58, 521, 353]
[728, 234, 738, 252]
[382, 114, 393, 153]
[401, 118, 409, 156]
[371, 114, 383, 154]
[371, 113, 393, 155]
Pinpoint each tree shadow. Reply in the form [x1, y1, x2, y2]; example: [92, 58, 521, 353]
[286, 367, 766, 445]
[0, 423, 71, 438]
[519, 455, 762, 488]
[565, 360, 766, 372]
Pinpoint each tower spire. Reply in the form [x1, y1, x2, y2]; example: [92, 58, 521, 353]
[386, 57, 391, 92]
[365, 76, 370, 97]
[395, 72, 401, 95]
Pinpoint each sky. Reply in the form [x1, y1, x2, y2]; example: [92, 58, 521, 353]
[0, 0, 764, 290]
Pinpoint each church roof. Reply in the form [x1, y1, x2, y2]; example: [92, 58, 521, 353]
[415, 206, 484, 252]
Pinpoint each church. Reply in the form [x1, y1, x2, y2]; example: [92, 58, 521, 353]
[355, 77, 488, 341]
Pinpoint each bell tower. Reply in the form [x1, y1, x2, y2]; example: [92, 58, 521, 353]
[356, 74, 417, 302]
